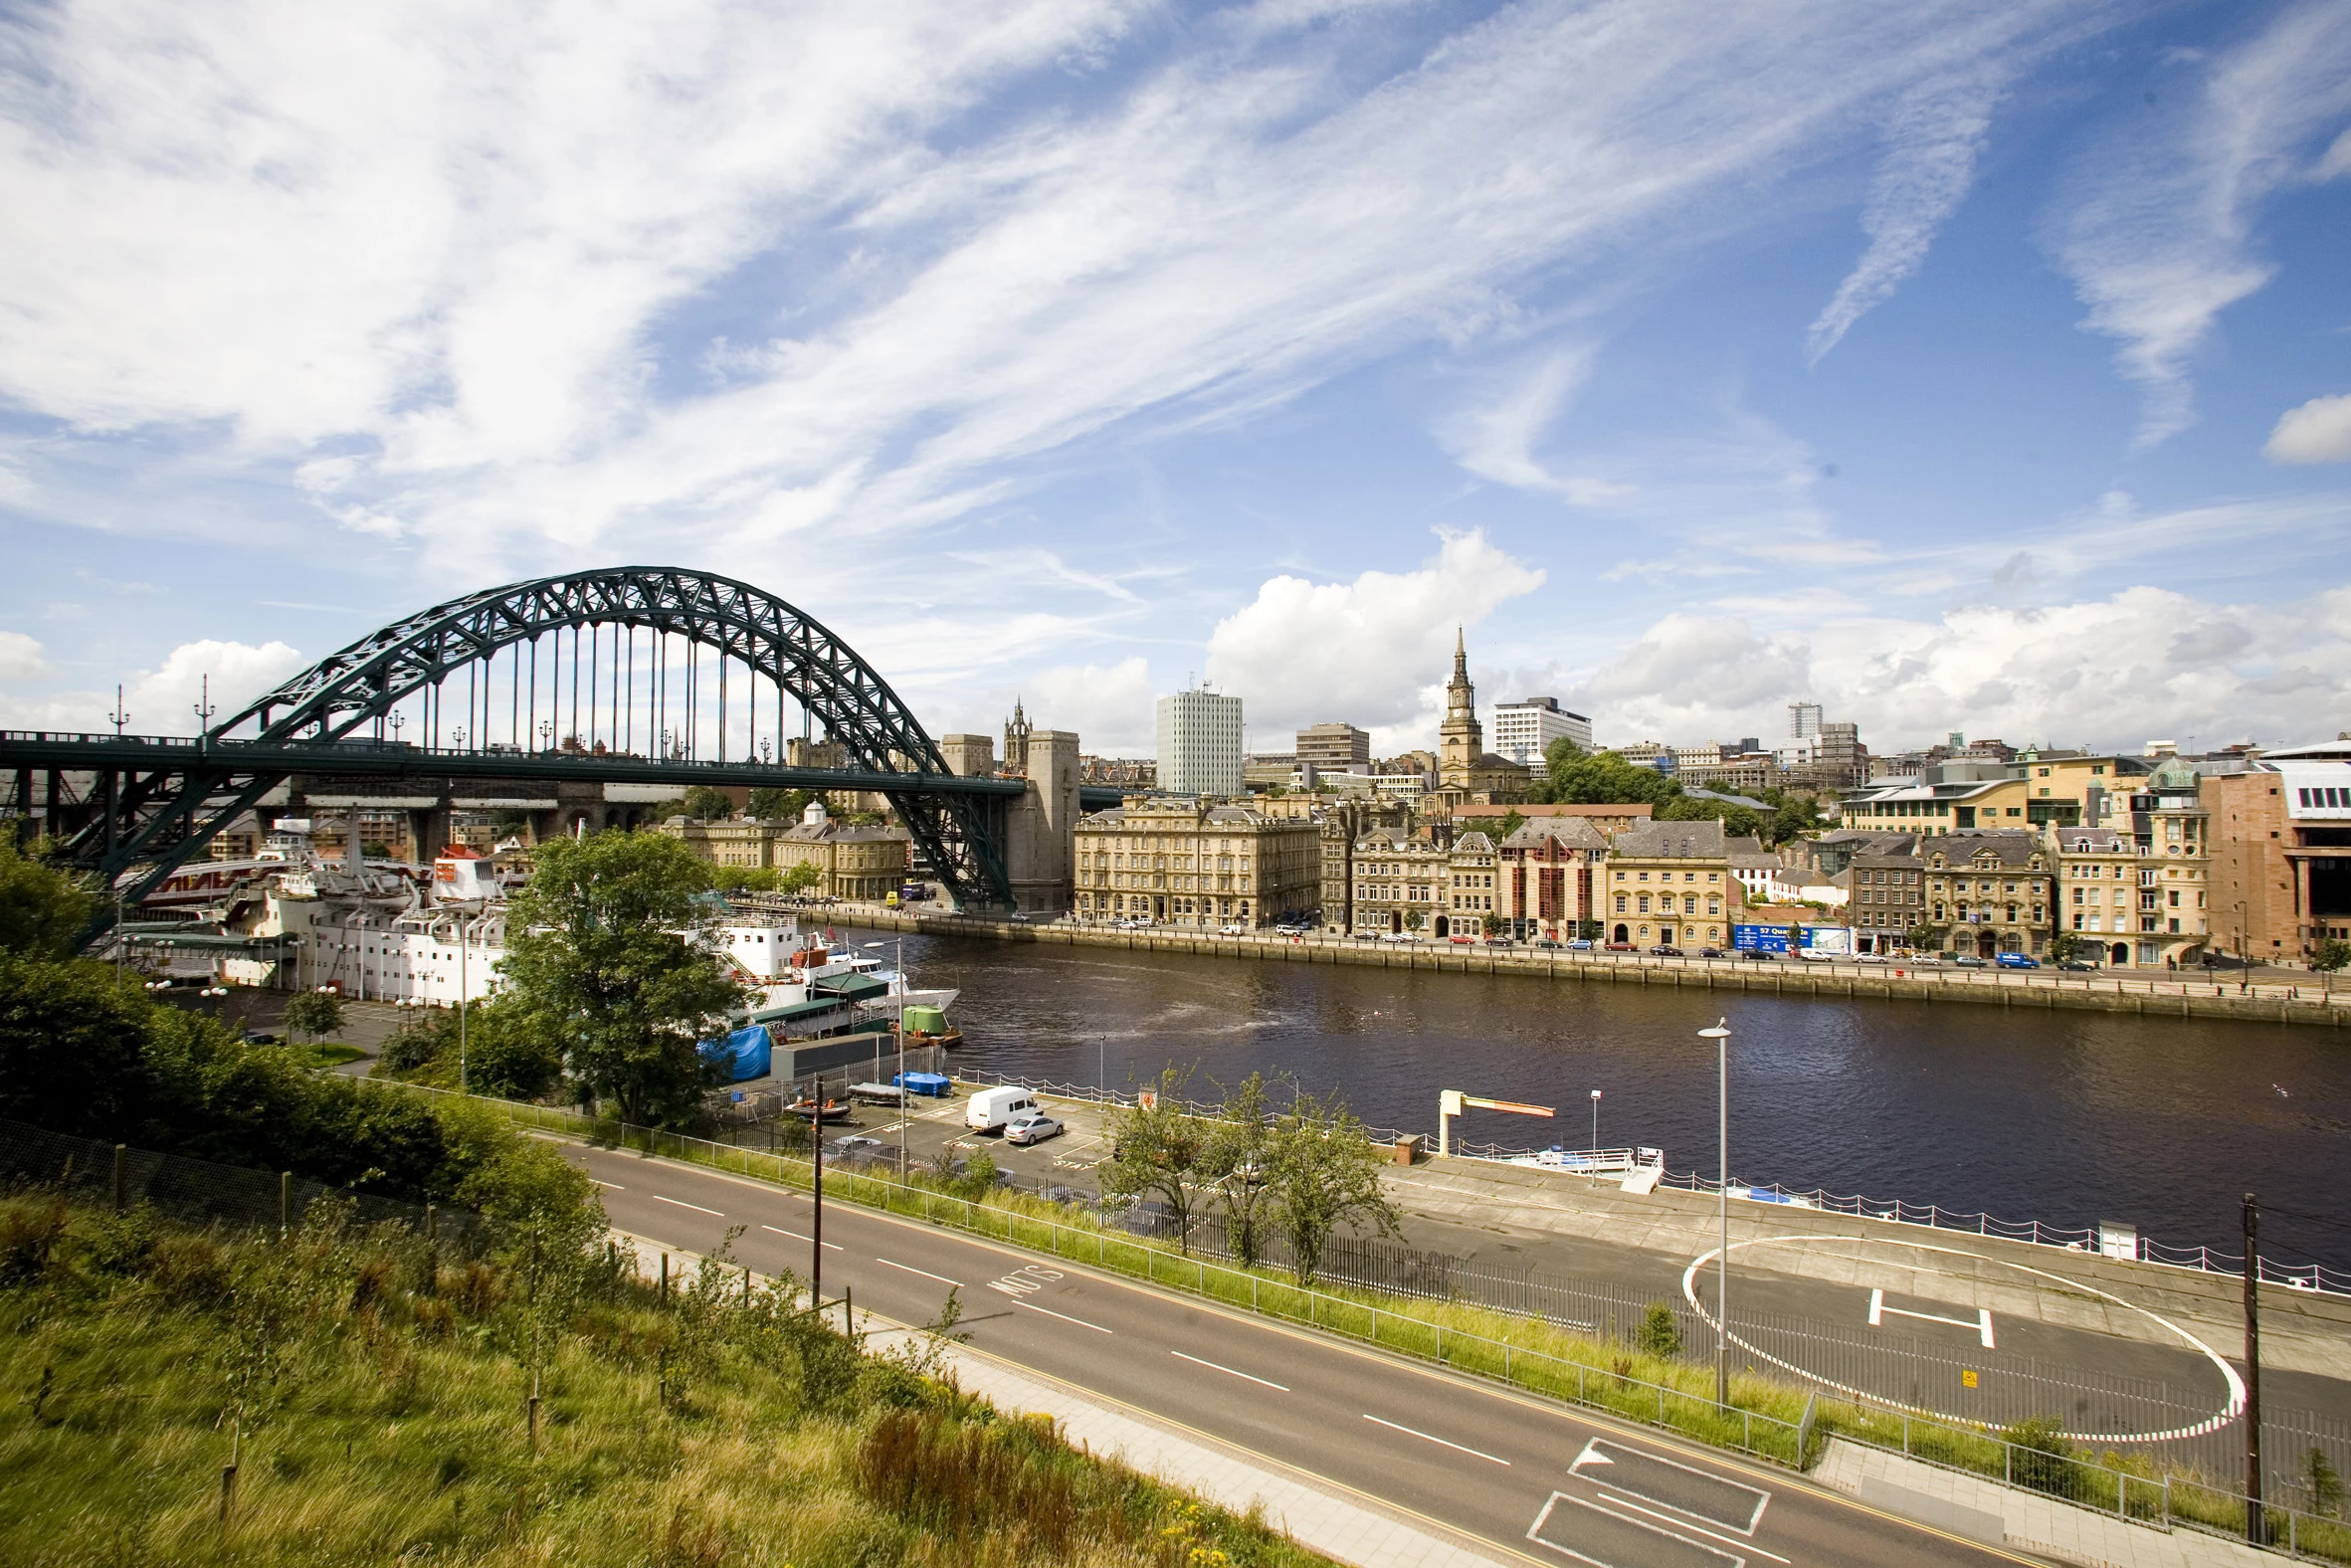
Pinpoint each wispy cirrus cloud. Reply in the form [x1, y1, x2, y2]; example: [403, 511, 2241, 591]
[2049, 1, 2351, 447]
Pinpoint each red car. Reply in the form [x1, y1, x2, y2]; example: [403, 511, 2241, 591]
[1603, 941, 1637, 952]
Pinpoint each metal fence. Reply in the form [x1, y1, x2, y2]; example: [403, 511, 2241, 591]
[0, 1117, 488, 1255]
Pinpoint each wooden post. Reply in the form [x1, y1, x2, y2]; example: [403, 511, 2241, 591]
[111, 1144, 126, 1213]
[660, 1252, 669, 1303]
[219, 1464, 239, 1525]
[280, 1171, 292, 1239]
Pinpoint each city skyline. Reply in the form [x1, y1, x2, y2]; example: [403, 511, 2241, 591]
[2, 2, 2348, 756]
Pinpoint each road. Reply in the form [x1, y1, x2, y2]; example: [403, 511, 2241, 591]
[571, 1137, 2047, 1568]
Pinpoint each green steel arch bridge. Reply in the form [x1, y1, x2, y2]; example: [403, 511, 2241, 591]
[3, 567, 1110, 944]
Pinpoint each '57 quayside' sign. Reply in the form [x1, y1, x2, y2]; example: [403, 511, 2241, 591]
[1732, 923, 1852, 956]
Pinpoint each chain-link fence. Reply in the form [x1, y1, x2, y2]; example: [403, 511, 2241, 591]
[0, 1117, 489, 1256]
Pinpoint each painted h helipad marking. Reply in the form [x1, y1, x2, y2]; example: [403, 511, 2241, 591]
[1869, 1287, 1996, 1348]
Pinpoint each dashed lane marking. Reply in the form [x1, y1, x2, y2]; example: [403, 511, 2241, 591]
[1362, 1413, 1510, 1467]
[761, 1224, 841, 1252]
[1171, 1350, 1289, 1392]
[1014, 1300, 1113, 1333]
[654, 1195, 722, 1216]
[876, 1258, 963, 1287]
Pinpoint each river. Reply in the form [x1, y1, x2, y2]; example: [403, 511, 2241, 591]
[843, 925, 2351, 1274]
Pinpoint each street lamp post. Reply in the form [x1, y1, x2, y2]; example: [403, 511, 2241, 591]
[1698, 1018, 1732, 1407]
[1589, 1088, 1601, 1157]
[2235, 900, 2250, 994]
[865, 937, 908, 1185]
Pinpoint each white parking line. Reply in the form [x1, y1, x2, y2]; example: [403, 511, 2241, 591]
[1172, 1350, 1289, 1391]
[761, 1224, 842, 1252]
[654, 1195, 722, 1216]
[1015, 1300, 1113, 1333]
[877, 1258, 963, 1287]
[1363, 1414, 1510, 1466]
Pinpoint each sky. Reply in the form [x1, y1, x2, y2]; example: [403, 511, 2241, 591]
[2, 0, 2349, 761]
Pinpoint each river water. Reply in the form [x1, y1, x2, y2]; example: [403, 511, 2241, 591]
[845, 926, 2351, 1273]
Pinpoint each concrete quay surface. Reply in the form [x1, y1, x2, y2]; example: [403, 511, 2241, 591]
[842, 905, 2351, 1030]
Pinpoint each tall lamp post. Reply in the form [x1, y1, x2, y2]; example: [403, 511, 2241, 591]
[1589, 1088, 1602, 1156]
[1698, 1018, 1732, 1407]
[865, 937, 908, 1185]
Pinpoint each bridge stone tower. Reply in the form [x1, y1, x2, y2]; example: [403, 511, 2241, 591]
[939, 733, 997, 777]
[1004, 728, 1078, 913]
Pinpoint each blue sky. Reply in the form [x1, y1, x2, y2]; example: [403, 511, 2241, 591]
[2, 0, 2348, 759]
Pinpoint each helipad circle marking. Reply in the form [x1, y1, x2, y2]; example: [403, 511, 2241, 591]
[1677, 1232, 2244, 1444]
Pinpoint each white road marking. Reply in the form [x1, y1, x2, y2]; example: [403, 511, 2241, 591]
[877, 1258, 963, 1287]
[1172, 1350, 1289, 1391]
[1014, 1300, 1112, 1333]
[654, 1195, 722, 1216]
[761, 1224, 842, 1252]
[1595, 1496, 1788, 1562]
[589, 1180, 625, 1190]
[1868, 1287, 1996, 1348]
[1362, 1414, 1510, 1466]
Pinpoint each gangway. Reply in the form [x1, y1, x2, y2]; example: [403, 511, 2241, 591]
[1436, 1090, 1552, 1157]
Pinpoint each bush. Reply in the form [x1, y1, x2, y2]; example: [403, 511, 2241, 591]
[1636, 1301, 1682, 1359]
[2000, 1416, 2084, 1496]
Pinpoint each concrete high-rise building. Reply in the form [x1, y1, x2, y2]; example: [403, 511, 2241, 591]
[1156, 686, 1244, 797]
[1790, 702, 1825, 739]
[1490, 696, 1590, 765]
[1296, 722, 1371, 771]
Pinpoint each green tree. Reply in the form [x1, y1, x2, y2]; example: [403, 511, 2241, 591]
[0, 836, 95, 958]
[1267, 1086, 1401, 1285]
[1205, 1073, 1276, 1268]
[0, 954, 152, 1135]
[1998, 1416, 2083, 1497]
[1767, 795, 1821, 846]
[282, 989, 344, 1044]
[747, 787, 813, 821]
[371, 999, 561, 1101]
[1480, 912, 1501, 937]
[1098, 1067, 1215, 1255]
[499, 831, 746, 1128]
[1906, 920, 1940, 953]
[1636, 1301, 1682, 1358]
[1495, 809, 1527, 840]
[682, 785, 735, 822]
[2047, 930, 2085, 965]
[2313, 938, 2351, 974]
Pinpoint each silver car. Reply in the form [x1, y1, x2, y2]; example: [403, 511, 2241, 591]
[1005, 1112, 1065, 1147]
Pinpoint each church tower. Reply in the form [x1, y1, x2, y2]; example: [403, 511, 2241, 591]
[1438, 628, 1482, 785]
[1003, 697, 1034, 775]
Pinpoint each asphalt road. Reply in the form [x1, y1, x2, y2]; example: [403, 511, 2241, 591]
[571, 1138, 2047, 1568]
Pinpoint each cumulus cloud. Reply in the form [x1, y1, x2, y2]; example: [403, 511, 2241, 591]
[2265, 393, 2351, 465]
[1570, 587, 2351, 752]
[2051, 2, 2351, 445]
[0, 631, 49, 682]
[966, 657, 1159, 757]
[0, 638, 306, 733]
[1204, 531, 1544, 740]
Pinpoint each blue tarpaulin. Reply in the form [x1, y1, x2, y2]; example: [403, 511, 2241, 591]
[895, 1071, 951, 1097]
[699, 1025, 773, 1082]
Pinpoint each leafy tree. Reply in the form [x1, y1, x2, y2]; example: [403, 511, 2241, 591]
[1480, 912, 1501, 936]
[1998, 1416, 2083, 1497]
[1636, 1301, 1682, 1358]
[682, 785, 736, 822]
[2303, 1445, 2343, 1517]
[747, 787, 814, 821]
[1524, 746, 1680, 809]
[1205, 1073, 1276, 1268]
[499, 831, 746, 1128]
[1267, 1086, 1400, 1285]
[1767, 795, 1821, 846]
[283, 989, 344, 1044]
[2047, 930, 2085, 964]
[0, 836, 95, 958]
[1906, 920, 1940, 953]
[2313, 939, 2351, 974]
[371, 999, 561, 1101]
[0, 954, 152, 1134]
[1098, 1067, 1215, 1255]
[1495, 810, 1526, 840]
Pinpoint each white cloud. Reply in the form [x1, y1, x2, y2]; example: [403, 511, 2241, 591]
[2051, 2, 2351, 446]
[1439, 348, 1629, 503]
[0, 638, 306, 733]
[0, 631, 49, 681]
[1568, 587, 2351, 753]
[1203, 530, 1544, 741]
[979, 656, 1159, 756]
[2265, 393, 2351, 465]
[1807, 57, 2014, 362]
[0, 0, 2109, 574]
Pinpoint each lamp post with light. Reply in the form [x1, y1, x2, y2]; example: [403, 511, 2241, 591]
[1589, 1088, 1601, 1157]
[1698, 1018, 1732, 1406]
[865, 936, 908, 1184]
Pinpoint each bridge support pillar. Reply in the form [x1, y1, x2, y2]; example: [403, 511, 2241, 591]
[1004, 729, 1078, 914]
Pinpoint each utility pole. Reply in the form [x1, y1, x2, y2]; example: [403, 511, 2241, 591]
[811, 1088, 825, 1302]
[1699, 1019, 1732, 1407]
[2244, 1193, 2264, 1544]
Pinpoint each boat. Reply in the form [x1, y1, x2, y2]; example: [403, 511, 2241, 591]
[784, 1096, 849, 1120]
[899, 1003, 963, 1050]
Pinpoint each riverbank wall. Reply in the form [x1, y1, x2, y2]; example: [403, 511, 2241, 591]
[842, 909, 2350, 1029]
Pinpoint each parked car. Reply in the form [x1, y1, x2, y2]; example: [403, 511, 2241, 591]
[2058, 958, 2098, 972]
[1005, 1112, 1065, 1146]
[1603, 941, 1637, 952]
[1448, 933, 1475, 944]
[1482, 935, 1512, 946]
[1218, 923, 1248, 934]
[1742, 949, 1780, 961]
[1953, 955, 1988, 968]
[1995, 952, 2041, 969]
[1854, 953, 1889, 965]
[965, 1085, 1041, 1133]
[1564, 937, 1595, 950]
[1798, 949, 1832, 962]
[1698, 946, 1727, 958]
[1534, 937, 1563, 950]
[1649, 944, 1684, 957]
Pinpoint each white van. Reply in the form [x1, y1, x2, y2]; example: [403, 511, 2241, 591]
[964, 1085, 1040, 1134]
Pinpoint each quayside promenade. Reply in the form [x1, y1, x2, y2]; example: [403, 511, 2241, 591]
[842, 906, 2351, 1030]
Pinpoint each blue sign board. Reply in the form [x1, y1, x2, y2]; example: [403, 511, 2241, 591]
[1733, 923, 1849, 954]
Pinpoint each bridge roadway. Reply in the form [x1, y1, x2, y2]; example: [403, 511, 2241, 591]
[572, 1137, 2041, 1568]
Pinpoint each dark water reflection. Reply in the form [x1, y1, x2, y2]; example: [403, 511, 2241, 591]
[850, 928, 2351, 1271]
